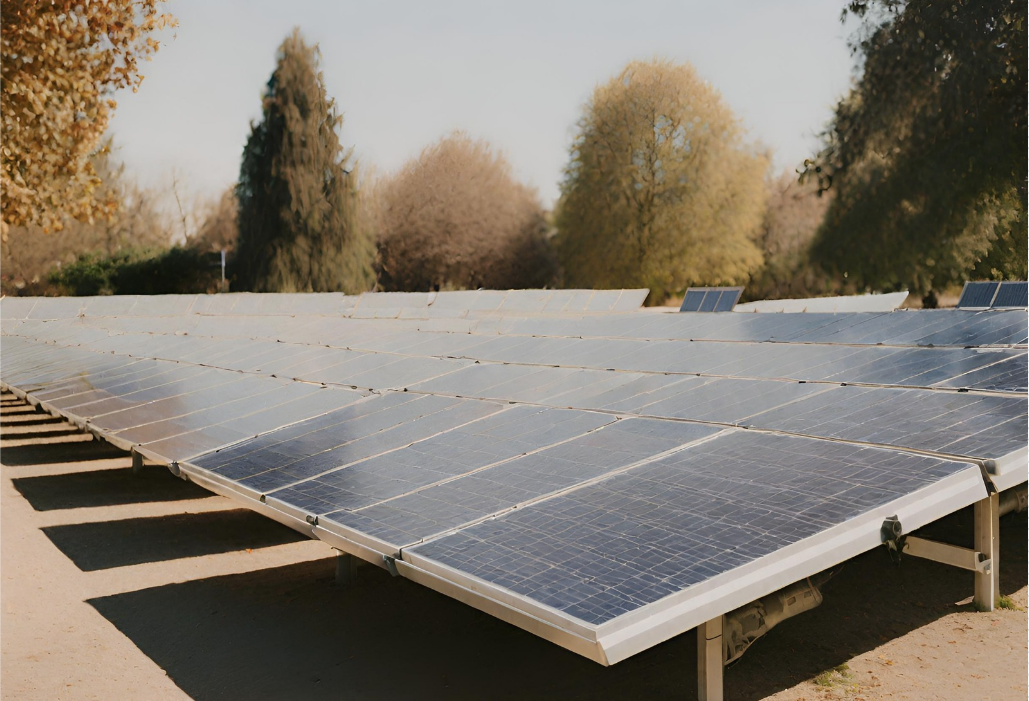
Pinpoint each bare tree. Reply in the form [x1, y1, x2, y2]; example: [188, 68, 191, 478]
[1, 142, 172, 295]
[746, 171, 831, 300]
[188, 186, 238, 254]
[376, 132, 557, 291]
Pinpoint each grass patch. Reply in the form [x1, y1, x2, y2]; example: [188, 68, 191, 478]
[813, 663, 854, 688]
[974, 595, 1021, 612]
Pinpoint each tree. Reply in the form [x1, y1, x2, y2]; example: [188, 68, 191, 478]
[235, 29, 375, 293]
[746, 171, 833, 301]
[1, 0, 174, 235]
[1, 140, 171, 295]
[805, 0, 1027, 303]
[554, 59, 768, 304]
[376, 132, 558, 292]
[188, 186, 238, 255]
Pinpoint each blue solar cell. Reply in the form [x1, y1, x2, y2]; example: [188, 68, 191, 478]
[679, 290, 706, 312]
[407, 431, 975, 625]
[957, 281, 999, 309]
[992, 281, 1028, 309]
[713, 289, 742, 312]
[698, 291, 719, 312]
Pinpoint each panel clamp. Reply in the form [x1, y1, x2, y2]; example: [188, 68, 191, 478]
[881, 516, 992, 573]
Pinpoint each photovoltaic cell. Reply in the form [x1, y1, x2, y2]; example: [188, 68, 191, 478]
[679, 290, 706, 312]
[957, 281, 1000, 309]
[716, 289, 743, 312]
[407, 431, 975, 625]
[321, 418, 722, 548]
[992, 281, 1028, 309]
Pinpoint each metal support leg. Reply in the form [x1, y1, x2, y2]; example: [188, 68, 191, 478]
[973, 493, 1000, 611]
[335, 550, 354, 587]
[131, 450, 144, 475]
[697, 616, 723, 701]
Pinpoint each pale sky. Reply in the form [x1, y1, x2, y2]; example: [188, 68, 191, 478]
[108, 0, 857, 210]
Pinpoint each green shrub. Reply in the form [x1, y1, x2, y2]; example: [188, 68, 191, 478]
[49, 247, 222, 296]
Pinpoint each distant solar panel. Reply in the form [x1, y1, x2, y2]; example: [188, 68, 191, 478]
[957, 281, 1000, 309]
[679, 289, 707, 312]
[1, 291, 1025, 689]
[679, 287, 743, 312]
[992, 281, 1029, 309]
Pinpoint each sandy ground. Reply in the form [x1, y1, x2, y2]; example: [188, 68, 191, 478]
[1, 391, 1025, 700]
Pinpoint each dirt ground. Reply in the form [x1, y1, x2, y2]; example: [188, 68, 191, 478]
[1, 391, 1025, 700]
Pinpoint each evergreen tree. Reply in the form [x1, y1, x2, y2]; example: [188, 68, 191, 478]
[235, 29, 374, 292]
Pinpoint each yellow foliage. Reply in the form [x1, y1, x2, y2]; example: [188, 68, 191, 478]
[555, 59, 768, 303]
[1, 0, 175, 235]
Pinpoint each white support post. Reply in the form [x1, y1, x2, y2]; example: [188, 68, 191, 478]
[131, 450, 144, 476]
[335, 549, 354, 587]
[697, 616, 723, 701]
[973, 493, 1000, 611]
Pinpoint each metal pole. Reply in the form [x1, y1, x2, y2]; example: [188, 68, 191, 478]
[131, 450, 144, 476]
[697, 616, 724, 701]
[335, 550, 354, 587]
[220, 249, 226, 289]
[973, 492, 1000, 610]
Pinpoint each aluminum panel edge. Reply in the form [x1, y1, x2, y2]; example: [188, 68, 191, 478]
[394, 559, 608, 664]
[989, 446, 1029, 492]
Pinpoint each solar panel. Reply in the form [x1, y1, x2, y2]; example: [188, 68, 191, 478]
[957, 281, 1000, 309]
[679, 287, 743, 312]
[992, 281, 1029, 309]
[2, 292, 1025, 674]
[679, 290, 706, 312]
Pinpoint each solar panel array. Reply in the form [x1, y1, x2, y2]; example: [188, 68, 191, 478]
[957, 281, 1029, 310]
[679, 287, 744, 312]
[2, 290, 1026, 665]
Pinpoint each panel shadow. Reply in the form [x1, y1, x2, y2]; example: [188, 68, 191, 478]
[13, 466, 213, 511]
[87, 509, 1026, 701]
[2, 427, 85, 440]
[0, 438, 127, 466]
[43, 509, 306, 571]
[89, 558, 694, 701]
[0, 416, 69, 429]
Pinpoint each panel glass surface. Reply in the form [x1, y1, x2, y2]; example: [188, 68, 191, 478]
[408, 431, 975, 625]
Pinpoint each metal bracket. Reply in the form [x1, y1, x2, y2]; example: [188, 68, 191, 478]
[880, 515, 903, 564]
[383, 555, 400, 577]
[306, 514, 319, 526]
[903, 536, 992, 573]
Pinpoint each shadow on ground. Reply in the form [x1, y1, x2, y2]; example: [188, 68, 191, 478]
[0, 416, 74, 429]
[13, 465, 213, 511]
[87, 509, 1027, 701]
[3, 427, 87, 440]
[0, 438, 127, 465]
[1, 408, 46, 417]
[44, 509, 306, 571]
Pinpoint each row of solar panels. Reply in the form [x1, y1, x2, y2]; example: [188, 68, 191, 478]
[6, 301, 1026, 349]
[0, 289, 650, 321]
[5, 310, 1025, 471]
[4, 331, 1025, 469]
[684, 281, 1029, 314]
[1, 296, 1025, 666]
[0, 331, 1001, 663]
[957, 281, 1028, 310]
